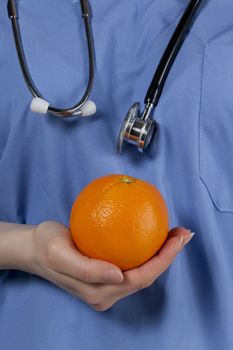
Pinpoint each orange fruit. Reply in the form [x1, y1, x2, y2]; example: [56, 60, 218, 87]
[70, 174, 169, 271]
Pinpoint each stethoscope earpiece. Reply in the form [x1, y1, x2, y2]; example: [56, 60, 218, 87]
[79, 100, 97, 117]
[30, 98, 97, 117]
[117, 102, 156, 154]
[8, 0, 95, 118]
[30, 98, 50, 114]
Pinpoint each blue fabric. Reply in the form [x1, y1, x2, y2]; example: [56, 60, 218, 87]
[0, 0, 233, 348]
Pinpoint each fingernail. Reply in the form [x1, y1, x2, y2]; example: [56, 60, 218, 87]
[179, 236, 185, 248]
[183, 232, 195, 246]
[103, 269, 123, 284]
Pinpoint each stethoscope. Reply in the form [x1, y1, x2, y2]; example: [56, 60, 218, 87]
[7, 0, 201, 154]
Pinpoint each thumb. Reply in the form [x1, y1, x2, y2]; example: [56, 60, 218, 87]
[49, 241, 124, 285]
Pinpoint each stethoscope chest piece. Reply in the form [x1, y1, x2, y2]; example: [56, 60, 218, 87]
[117, 102, 156, 154]
[117, 0, 201, 155]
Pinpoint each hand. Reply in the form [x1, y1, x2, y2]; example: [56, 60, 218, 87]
[29, 221, 194, 312]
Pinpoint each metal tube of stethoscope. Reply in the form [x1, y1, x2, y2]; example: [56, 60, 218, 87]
[7, 0, 96, 118]
[141, 103, 154, 121]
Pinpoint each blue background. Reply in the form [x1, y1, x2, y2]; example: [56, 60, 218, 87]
[0, 0, 233, 349]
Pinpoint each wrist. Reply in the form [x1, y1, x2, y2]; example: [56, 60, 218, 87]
[0, 223, 36, 272]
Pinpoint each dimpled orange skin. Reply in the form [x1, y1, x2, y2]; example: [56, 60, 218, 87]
[70, 174, 169, 271]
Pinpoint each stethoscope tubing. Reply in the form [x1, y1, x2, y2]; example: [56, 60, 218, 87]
[117, 0, 202, 154]
[8, 0, 95, 117]
[145, 0, 202, 107]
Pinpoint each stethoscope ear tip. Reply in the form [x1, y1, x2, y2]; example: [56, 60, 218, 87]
[79, 100, 97, 117]
[30, 97, 49, 115]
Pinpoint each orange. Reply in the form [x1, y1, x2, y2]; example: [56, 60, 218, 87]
[70, 174, 169, 271]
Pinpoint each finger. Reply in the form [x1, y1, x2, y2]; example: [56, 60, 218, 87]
[48, 268, 123, 311]
[45, 268, 102, 306]
[47, 237, 124, 285]
[143, 227, 192, 275]
[98, 227, 193, 298]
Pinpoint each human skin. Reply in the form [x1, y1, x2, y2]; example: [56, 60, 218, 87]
[0, 221, 194, 311]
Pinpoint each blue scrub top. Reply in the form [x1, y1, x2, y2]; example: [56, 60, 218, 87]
[1, 0, 233, 349]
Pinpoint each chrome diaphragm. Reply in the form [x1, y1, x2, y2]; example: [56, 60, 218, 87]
[117, 102, 156, 154]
